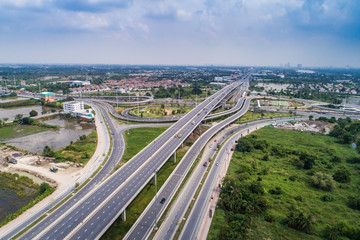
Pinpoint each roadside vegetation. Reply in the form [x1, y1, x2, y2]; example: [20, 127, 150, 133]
[0, 98, 40, 108]
[131, 105, 191, 118]
[0, 172, 54, 227]
[235, 110, 293, 123]
[209, 126, 360, 240]
[43, 131, 97, 164]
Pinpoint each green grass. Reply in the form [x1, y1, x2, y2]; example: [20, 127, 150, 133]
[0, 125, 52, 141]
[121, 127, 168, 163]
[131, 107, 192, 118]
[0, 99, 40, 108]
[55, 130, 97, 164]
[236, 111, 293, 123]
[209, 127, 360, 239]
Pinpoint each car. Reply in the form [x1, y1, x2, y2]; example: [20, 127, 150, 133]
[216, 162, 219, 166]
[203, 162, 208, 167]
[178, 133, 182, 138]
[160, 197, 166, 204]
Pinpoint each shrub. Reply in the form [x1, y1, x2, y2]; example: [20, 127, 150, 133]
[332, 169, 351, 183]
[289, 175, 298, 181]
[321, 194, 335, 202]
[264, 212, 275, 222]
[311, 172, 335, 191]
[295, 195, 303, 202]
[331, 155, 342, 163]
[269, 187, 283, 195]
[347, 196, 360, 211]
[324, 221, 360, 240]
[79, 135, 87, 140]
[284, 207, 316, 234]
[262, 154, 270, 161]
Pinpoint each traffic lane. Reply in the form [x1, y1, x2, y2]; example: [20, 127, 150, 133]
[45, 127, 200, 239]
[19, 103, 119, 240]
[38, 78, 244, 239]
[68, 90, 238, 238]
[130, 98, 249, 240]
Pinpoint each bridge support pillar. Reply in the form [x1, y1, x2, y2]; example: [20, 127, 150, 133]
[121, 209, 126, 221]
[173, 151, 176, 163]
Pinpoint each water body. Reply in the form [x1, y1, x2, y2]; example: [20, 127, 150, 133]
[6, 116, 95, 153]
[0, 105, 44, 121]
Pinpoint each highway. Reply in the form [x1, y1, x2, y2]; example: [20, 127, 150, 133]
[179, 116, 307, 240]
[16, 102, 124, 240]
[124, 85, 249, 240]
[17, 74, 249, 240]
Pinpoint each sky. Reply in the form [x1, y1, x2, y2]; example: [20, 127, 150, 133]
[0, 0, 359, 68]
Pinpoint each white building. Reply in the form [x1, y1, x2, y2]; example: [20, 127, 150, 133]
[63, 101, 84, 113]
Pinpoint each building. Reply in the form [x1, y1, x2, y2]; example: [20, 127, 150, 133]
[20, 80, 26, 87]
[40, 92, 55, 102]
[63, 101, 84, 113]
[71, 110, 94, 122]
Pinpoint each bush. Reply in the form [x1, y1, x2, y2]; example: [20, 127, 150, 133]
[29, 110, 38, 117]
[269, 187, 283, 195]
[284, 207, 316, 234]
[346, 156, 360, 164]
[79, 135, 87, 140]
[40, 182, 51, 194]
[311, 172, 336, 191]
[347, 196, 360, 211]
[332, 169, 351, 183]
[289, 175, 298, 181]
[321, 194, 335, 202]
[264, 212, 275, 222]
[294, 195, 303, 202]
[324, 221, 360, 240]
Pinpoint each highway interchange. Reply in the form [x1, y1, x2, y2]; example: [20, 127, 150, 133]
[8, 70, 351, 240]
[13, 73, 250, 240]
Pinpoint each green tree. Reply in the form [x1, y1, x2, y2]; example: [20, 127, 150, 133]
[21, 117, 34, 125]
[43, 145, 55, 157]
[40, 182, 51, 194]
[333, 169, 351, 183]
[29, 110, 38, 117]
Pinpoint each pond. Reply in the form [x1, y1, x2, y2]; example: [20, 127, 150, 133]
[5, 115, 95, 154]
[0, 188, 37, 223]
[0, 105, 44, 121]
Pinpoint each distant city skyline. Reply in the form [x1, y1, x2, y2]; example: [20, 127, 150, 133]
[0, 0, 359, 68]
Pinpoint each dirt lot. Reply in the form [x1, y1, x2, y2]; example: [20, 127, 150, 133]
[0, 145, 83, 193]
[272, 120, 332, 134]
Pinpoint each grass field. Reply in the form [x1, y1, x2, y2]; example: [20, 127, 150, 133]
[236, 111, 293, 123]
[121, 127, 168, 163]
[131, 107, 192, 118]
[0, 125, 52, 141]
[55, 130, 97, 164]
[209, 127, 360, 239]
[101, 126, 194, 240]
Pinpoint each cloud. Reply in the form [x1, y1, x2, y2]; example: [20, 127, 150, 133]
[53, 0, 133, 13]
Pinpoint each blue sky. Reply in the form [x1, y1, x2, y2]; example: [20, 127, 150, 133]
[0, 0, 359, 67]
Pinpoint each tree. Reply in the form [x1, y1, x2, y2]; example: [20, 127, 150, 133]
[22, 117, 34, 125]
[29, 110, 38, 117]
[333, 169, 351, 183]
[15, 114, 23, 122]
[309, 115, 314, 121]
[43, 145, 55, 157]
[40, 182, 51, 194]
[311, 172, 336, 191]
